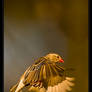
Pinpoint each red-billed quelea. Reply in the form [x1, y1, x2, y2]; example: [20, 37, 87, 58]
[10, 53, 75, 92]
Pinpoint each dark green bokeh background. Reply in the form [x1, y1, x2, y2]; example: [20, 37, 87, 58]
[4, 0, 88, 92]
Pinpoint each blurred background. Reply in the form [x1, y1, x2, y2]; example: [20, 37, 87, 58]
[4, 0, 88, 92]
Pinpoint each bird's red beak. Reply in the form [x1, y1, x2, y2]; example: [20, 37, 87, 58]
[59, 59, 64, 63]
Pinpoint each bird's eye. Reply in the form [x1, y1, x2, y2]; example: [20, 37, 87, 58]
[57, 56, 59, 58]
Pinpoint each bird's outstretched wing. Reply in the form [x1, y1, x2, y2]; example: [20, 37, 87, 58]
[10, 57, 47, 92]
[44, 62, 75, 92]
[10, 57, 75, 92]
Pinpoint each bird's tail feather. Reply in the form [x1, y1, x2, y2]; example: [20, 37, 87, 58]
[10, 78, 25, 92]
[10, 83, 18, 92]
[15, 79, 25, 92]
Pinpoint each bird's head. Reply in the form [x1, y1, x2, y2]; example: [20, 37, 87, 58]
[45, 53, 64, 63]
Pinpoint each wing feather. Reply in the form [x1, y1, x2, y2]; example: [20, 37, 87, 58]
[12, 57, 75, 92]
[46, 77, 74, 92]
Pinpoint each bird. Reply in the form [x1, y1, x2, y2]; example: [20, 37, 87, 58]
[10, 53, 75, 92]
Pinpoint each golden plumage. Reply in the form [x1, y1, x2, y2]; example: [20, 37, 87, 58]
[10, 53, 75, 92]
